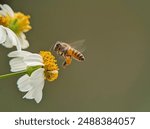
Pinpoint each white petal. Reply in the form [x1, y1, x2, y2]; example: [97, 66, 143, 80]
[5, 27, 18, 46]
[3, 4, 14, 17]
[24, 54, 44, 66]
[24, 54, 43, 62]
[9, 57, 24, 65]
[9, 57, 27, 72]
[17, 74, 32, 92]
[0, 4, 8, 16]
[0, 26, 22, 49]
[19, 68, 45, 103]
[26, 62, 44, 67]
[17, 74, 29, 85]
[23, 89, 34, 99]
[18, 33, 29, 49]
[31, 69, 45, 103]
[19, 32, 26, 39]
[8, 51, 43, 72]
[4, 27, 22, 50]
[0, 10, 7, 16]
[34, 86, 44, 103]
[1, 33, 14, 48]
[24, 77, 44, 103]
[31, 68, 45, 79]
[0, 26, 7, 43]
[8, 50, 32, 57]
[11, 66, 27, 72]
[0, 26, 21, 48]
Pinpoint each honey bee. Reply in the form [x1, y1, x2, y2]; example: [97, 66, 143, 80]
[53, 40, 85, 68]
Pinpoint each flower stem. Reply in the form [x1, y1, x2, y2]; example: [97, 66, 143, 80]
[0, 70, 27, 79]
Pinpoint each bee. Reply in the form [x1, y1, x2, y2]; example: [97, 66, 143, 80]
[53, 40, 85, 68]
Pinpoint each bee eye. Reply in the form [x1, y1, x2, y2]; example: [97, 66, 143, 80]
[54, 43, 59, 51]
[56, 44, 60, 47]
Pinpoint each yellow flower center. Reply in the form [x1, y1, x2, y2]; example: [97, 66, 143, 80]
[0, 15, 9, 26]
[0, 12, 31, 34]
[40, 51, 59, 81]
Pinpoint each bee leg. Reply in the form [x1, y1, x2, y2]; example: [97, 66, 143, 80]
[62, 61, 67, 68]
[62, 56, 72, 68]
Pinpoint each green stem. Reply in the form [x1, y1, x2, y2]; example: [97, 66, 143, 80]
[0, 70, 27, 79]
[0, 66, 42, 80]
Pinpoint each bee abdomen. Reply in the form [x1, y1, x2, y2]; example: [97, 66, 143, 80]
[72, 49, 85, 61]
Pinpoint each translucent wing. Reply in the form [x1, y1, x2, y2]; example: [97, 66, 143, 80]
[69, 39, 86, 52]
[49, 41, 56, 51]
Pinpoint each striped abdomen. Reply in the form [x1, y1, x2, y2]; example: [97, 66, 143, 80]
[70, 48, 85, 61]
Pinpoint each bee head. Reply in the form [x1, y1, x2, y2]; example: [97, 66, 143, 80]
[53, 41, 62, 51]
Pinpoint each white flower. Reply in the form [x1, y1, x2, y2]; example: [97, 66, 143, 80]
[8, 50, 59, 103]
[0, 4, 31, 49]
[8, 51, 44, 103]
[0, 25, 21, 50]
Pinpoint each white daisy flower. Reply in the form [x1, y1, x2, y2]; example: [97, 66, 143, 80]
[0, 25, 21, 50]
[0, 4, 31, 49]
[8, 50, 59, 103]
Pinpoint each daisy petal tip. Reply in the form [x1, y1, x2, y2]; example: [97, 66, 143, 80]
[35, 97, 42, 103]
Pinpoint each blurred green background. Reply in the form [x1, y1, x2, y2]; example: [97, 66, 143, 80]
[0, 0, 150, 111]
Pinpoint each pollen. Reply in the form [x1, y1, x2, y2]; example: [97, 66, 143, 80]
[13, 12, 31, 33]
[40, 51, 59, 81]
[0, 15, 9, 26]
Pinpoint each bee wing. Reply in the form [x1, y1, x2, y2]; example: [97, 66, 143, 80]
[49, 41, 56, 51]
[57, 54, 64, 60]
[69, 39, 86, 52]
